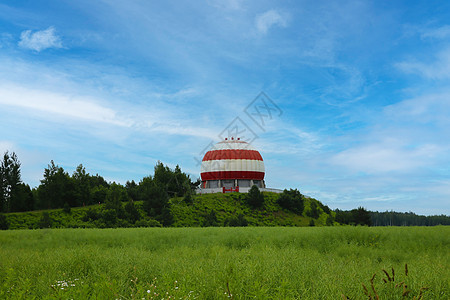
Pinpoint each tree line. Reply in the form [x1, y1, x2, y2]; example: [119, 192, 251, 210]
[334, 207, 373, 226]
[0, 151, 199, 226]
[370, 211, 450, 226]
[334, 208, 450, 226]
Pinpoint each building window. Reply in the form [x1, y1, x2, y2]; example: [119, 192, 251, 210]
[238, 179, 251, 187]
[209, 180, 219, 188]
[222, 180, 234, 188]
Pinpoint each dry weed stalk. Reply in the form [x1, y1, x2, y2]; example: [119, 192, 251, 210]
[370, 273, 379, 300]
[359, 273, 380, 300]
[226, 280, 233, 300]
[382, 269, 393, 282]
[361, 264, 428, 300]
[348, 264, 429, 300]
[362, 283, 369, 296]
[412, 287, 429, 300]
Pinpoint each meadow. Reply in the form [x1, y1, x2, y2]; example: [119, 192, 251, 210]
[0, 226, 448, 299]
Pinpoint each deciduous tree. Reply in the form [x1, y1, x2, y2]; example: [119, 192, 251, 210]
[37, 161, 76, 209]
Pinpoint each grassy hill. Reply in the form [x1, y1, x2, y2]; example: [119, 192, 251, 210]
[171, 192, 333, 227]
[1, 192, 335, 230]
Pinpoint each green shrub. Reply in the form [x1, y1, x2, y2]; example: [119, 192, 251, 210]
[183, 191, 193, 204]
[39, 212, 52, 228]
[0, 213, 8, 230]
[225, 213, 248, 227]
[105, 183, 127, 219]
[135, 218, 162, 227]
[202, 210, 219, 227]
[325, 214, 334, 226]
[83, 208, 100, 222]
[63, 202, 71, 214]
[277, 189, 304, 214]
[102, 209, 118, 227]
[307, 201, 320, 219]
[124, 199, 140, 224]
[247, 185, 264, 208]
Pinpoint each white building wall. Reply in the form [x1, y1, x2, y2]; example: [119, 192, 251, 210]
[196, 187, 283, 194]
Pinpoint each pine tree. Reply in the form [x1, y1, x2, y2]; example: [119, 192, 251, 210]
[0, 151, 22, 213]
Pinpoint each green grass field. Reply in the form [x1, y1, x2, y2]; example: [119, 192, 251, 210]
[0, 226, 448, 299]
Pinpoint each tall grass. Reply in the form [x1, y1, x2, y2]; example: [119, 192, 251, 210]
[0, 226, 448, 299]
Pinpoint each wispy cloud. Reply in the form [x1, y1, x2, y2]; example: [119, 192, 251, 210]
[133, 121, 218, 140]
[0, 141, 15, 154]
[208, 0, 243, 10]
[0, 82, 219, 141]
[18, 26, 63, 51]
[256, 125, 323, 156]
[384, 92, 450, 126]
[330, 142, 442, 174]
[329, 90, 450, 175]
[255, 9, 288, 34]
[396, 47, 450, 80]
[420, 25, 450, 39]
[0, 83, 129, 126]
[0, 33, 13, 48]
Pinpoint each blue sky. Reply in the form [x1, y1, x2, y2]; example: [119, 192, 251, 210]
[1, 0, 449, 215]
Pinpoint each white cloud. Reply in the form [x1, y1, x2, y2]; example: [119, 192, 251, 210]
[328, 91, 450, 175]
[330, 142, 441, 174]
[396, 47, 450, 80]
[256, 126, 323, 156]
[384, 92, 450, 126]
[0, 33, 13, 48]
[18, 26, 63, 52]
[0, 141, 15, 154]
[208, 0, 243, 10]
[133, 121, 218, 140]
[0, 83, 129, 126]
[0, 82, 220, 143]
[420, 25, 450, 39]
[255, 9, 288, 34]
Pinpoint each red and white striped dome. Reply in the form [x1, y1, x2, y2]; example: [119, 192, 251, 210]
[200, 138, 265, 181]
